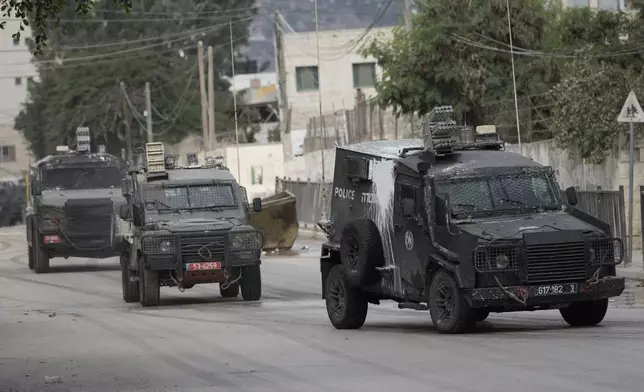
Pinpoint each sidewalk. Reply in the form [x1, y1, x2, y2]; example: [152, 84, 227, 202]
[618, 249, 644, 281]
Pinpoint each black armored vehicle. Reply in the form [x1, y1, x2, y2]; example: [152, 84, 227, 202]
[25, 129, 128, 273]
[318, 106, 625, 334]
[119, 143, 264, 307]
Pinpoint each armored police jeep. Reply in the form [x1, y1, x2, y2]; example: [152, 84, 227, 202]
[318, 106, 625, 334]
[119, 143, 264, 307]
[25, 128, 128, 273]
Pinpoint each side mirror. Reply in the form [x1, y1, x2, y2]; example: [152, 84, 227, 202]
[252, 197, 262, 213]
[119, 204, 130, 220]
[402, 198, 414, 216]
[32, 181, 42, 196]
[565, 186, 578, 206]
[132, 202, 145, 226]
[121, 178, 131, 197]
[435, 195, 451, 226]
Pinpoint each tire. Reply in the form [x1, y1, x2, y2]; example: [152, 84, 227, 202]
[28, 245, 34, 270]
[34, 244, 50, 274]
[138, 258, 160, 307]
[559, 298, 608, 327]
[474, 309, 490, 322]
[240, 265, 262, 301]
[339, 219, 385, 287]
[220, 282, 240, 298]
[428, 270, 475, 334]
[325, 264, 368, 330]
[121, 252, 139, 303]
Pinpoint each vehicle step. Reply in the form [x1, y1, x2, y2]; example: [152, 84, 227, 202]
[398, 302, 429, 311]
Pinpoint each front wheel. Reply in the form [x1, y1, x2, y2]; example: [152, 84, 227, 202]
[34, 245, 50, 274]
[240, 265, 261, 301]
[428, 270, 475, 334]
[121, 253, 139, 303]
[559, 299, 608, 327]
[325, 264, 368, 330]
[138, 259, 160, 307]
[220, 282, 239, 298]
[28, 245, 34, 270]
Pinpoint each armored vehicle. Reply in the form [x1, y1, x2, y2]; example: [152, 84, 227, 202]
[25, 129, 128, 273]
[119, 143, 264, 307]
[318, 106, 625, 334]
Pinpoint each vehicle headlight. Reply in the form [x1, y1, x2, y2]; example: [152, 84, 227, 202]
[159, 240, 172, 253]
[495, 254, 510, 269]
[230, 232, 262, 250]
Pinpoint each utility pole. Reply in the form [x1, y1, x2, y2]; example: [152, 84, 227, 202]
[145, 81, 153, 143]
[207, 45, 215, 151]
[403, 0, 412, 31]
[197, 41, 209, 152]
[120, 81, 133, 163]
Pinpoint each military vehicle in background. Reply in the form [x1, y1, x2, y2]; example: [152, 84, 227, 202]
[25, 128, 128, 273]
[0, 177, 26, 227]
[318, 106, 625, 334]
[119, 143, 264, 307]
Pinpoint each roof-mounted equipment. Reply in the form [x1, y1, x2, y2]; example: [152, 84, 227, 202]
[145, 142, 168, 180]
[164, 154, 179, 170]
[55, 145, 70, 154]
[186, 152, 201, 168]
[98, 144, 106, 153]
[76, 127, 91, 153]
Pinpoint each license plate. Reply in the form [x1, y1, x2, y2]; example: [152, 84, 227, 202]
[44, 235, 60, 244]
[185, 262, 222, 271]
[531, 283, 578, 297]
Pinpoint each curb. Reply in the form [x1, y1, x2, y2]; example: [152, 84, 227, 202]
[617, 268, 644, 281]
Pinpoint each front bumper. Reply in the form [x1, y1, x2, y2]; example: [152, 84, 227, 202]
[143, 254, 261, 271]
[466, 276, 625, 308]
[38, 232, 118, 258]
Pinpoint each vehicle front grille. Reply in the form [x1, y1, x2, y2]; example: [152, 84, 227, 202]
[526, 241, 587, 283]
[180, 235, 226, 263]
[64, 199, 113, 247]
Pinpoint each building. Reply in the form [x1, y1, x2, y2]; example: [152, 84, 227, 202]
[562, 0, 630, 9]
[0, 21, 35, 176]
[276, 26, 394, 132]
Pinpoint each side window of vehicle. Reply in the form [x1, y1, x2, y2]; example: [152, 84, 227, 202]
[399, 184, 416, 217]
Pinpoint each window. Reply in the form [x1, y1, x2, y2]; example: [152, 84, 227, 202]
[352, 62, 376, 88]
[597, 0, 619, 10]
[251, 166, 263, 185]
[399, 184, 416, 215]
[295, 66, 318, 91]
[27, 77, 33, 83]
[569, 0, 590, 6]
[145, 184, 237, 210]
[13, 36, 19, 46]
[0, 146, 16, 162]
[14, 77, 22, 86]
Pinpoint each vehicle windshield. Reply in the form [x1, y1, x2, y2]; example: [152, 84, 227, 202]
[436, 171, 560, 216]
[144, 183, 238, 211]
[42, 166, 124, 190]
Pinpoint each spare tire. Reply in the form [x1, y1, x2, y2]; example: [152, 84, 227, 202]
[340, 218, 385, 287]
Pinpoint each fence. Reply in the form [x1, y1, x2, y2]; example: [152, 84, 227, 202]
[277, 178, 629, 255]
[302, 93, 424, 154]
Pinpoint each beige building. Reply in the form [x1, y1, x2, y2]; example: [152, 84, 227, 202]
[277, 27, 393, 131]
[0, 20, 35, 176]
[562, 0, 628, 9]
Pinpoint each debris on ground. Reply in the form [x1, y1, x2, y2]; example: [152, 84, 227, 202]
[44, 375, 63, 384]
[48, 312, 56, 318]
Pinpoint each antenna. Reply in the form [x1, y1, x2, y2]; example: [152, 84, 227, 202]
[230, 20, 241, 181]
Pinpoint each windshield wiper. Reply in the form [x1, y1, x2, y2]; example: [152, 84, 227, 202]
[500, 198, 527, 206]
[152, 199, 183, 213]
[193, 206, 225, 212]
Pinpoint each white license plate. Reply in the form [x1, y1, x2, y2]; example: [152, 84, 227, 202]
[185, 262, 222, 271]
[532, 283, 578, 297]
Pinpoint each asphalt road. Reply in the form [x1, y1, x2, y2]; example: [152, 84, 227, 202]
[2, 225, 644, 392]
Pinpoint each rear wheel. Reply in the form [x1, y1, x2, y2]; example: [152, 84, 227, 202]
[121, 252, 139, 303]
[219, 282, 239, 298]
[428, 270, 475, 334]
[27, 245, 34, 270]
[325, 264, 368, 329]
[560, 299, 608, 327]
[138, 258, 160, 307]
[34, 244, 50, 274]
[240, 265, 262, 301]
[474, 309, 490, 322]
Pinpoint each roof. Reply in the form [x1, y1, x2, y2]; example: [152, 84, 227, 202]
[338, 138, 545, 177]
[147, 167, 236, 184]
[33, 152, 125, 168]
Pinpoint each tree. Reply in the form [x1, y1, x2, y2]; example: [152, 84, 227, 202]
[0, 0, 133, 53]
[14, 0, 257, 158]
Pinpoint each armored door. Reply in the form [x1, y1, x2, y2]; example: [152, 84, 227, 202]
[393, 176, 427, 296]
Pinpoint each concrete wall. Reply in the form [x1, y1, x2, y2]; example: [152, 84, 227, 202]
[0, 21, 35, 175]
[282, 27, 393, 130]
